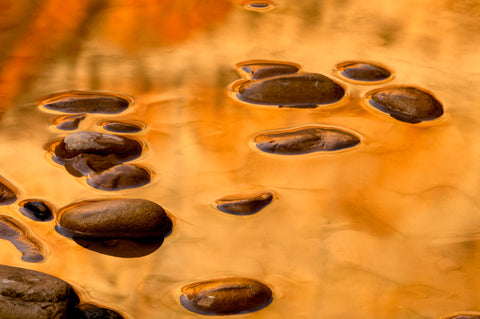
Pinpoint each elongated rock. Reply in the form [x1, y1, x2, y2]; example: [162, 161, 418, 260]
[42, 92, 130, 114]
[253, 126, 360, 155]
[0, 264, 79, 319]
[237, 73, 345, 107]
[180, 277, 272, 315]
[367, 85, 444, 123]
[0, 215, 45, 262]
[56, 199, 172, 239]
[54, 131, 142, 161]
[215, 191, 274, 215]
[336, 61, 392, 82]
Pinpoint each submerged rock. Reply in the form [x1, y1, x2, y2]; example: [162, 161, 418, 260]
[237, 73, 345, 107]
[53, 114, 87, 131]
[0, 179, 16, 205]
[215, 191, 274, 215]
[56, 199, 172, 239]
[0, 215, 45, 262]
[87, 164, 151, 191]
[73, 303, 124, 319]
[238, 61, 300, 80]
[253, 126, 361, 155]
[336, 61, 392, 82]
[54, 131, 143, 161]
[180, 277, 273, 315]
[0, 264, 79, 319]
[41, 92, 130, 114]
[19, 199, 54, 221]
[64, 154, 122, 177]
[102, 121, 143, 133]
[367, 85, 444, 123]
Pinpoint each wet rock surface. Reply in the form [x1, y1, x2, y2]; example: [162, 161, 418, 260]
[215, 191, 274, 215]
[64, 154, 122, 177]
[54, 131, 143, 161]
[253, 126, 361, 155]
[0, 215, 45, 262]
[237, 61, 300, 80]
[53, 114, 87, 131]
[237, 73, 345, 107]
[87, 164, 151, 191]
[0, 264, 79, 319]
[19, 199, 54, 221]
[41, 92, 130, 114]
[180, 277, 273, 315]
[367, 85, 444, 123]
[73, 303, 124, 319]
[56, 199, 172, 239]
[102, 121, 143, 133]
[0, 179, 17, 205]
[336, 61, 392, 82]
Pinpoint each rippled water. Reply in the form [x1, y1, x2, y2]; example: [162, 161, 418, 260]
[1, 0, 480, 318]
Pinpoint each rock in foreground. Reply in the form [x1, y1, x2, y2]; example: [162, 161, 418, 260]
[0, 264, 79, 319]
[180, 277, 272, 315]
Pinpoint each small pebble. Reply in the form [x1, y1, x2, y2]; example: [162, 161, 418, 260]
[19, 199, 54, 221]
[237, 73, 345, 107]
[335, 61, 392, 82]
[102, 120, 143, 133]
[180, 277, 273, 315]
[367, 85, 444, 123]
[56, 198, 172, 239]
[215, 191, 274, 215]
[0, 264, 79, 319]
[53, 114, 86, 131]
[253, 126, 360, 155]
[87, 164, 151, 191]
[41, 92, 130, 114]
[54, 131, 143, 161]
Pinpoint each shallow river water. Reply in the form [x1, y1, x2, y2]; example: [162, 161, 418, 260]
[1, 0, 480, 318]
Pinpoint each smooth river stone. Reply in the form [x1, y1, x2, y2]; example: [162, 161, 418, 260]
[87, 164, 151, 191]
[54, 131, 142, 161]
[56, 199, 172, 239]
[180, 277, 273, 315]
[102, 121, 143, 133]
[253, 126, 360, 155]
[0, 264, 79, 319]
[19, 199, 54, 221]
[0, 179, 16, 205]
[337, 61, 392, 82]
[42, 92, 130, 114]
[237, 73, 345, 107]
[54, 114, 86, 131]
[73, 303, 124, 319]
[238, 62, 300, 80]
[65, 154, 122, 177]
[215, 191, 274, 215]
[367, 85, 444, 123]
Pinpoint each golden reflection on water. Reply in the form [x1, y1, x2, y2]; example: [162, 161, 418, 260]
[1, 0, 480, 318]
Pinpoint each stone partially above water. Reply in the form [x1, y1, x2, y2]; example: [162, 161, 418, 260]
[0, 264, 79, 319]
[52, 114, 87, 131]
[180, 277, 273, 315]
[252, 125, 361, 155]
[56, 199, 172, 239]
[87, 164, 151, 191]
[335, 61, 392, 83]
[366, 85, 444, 123]
[64, 154, 122, 177]
[101, 120, 144, 133]
[215, 191, 274, 215]
[74, 303, 124, 319]
[0, 178, 16, 205]
[237, 61, 300, 80]
[40, 91, 131, 114]
[19, 199, 54, 221]
[54, 131, 143, 161]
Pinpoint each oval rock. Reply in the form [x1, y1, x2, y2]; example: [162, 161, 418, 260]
[335, 61, 392, 82]
[237, 73, 345, 107]
[180, 277, 272, 315]
[41, 92, 130, 114]
[0, 264, 79, 319]
[367, 85, 444, 123]
[87, 164, 151, 191]
[253, 126, 360, 155]
[102, 121, 143, 133]
[54, 131, 143, 161]
[57, 198, 172, 239]
[19, 199, 54, 221]
[215, 191, 274, 215]
[237, 61, 300, 80]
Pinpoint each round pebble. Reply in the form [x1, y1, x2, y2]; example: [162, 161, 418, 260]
[215, 191, 274, 215]
[335, 61, 392, 83]
[366, 85, 444, 123]
[19, 199, 54, 221]
[101, 120, 143, 133]
[56, 198, 172, 239]
[180, 277, 273, 315]
[252, 125, 361, 155]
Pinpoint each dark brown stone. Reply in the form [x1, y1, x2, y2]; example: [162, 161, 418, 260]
[102, 121, 143, 133]
[73, 303, 124, 319]
[180, 277, 272, 315]
[54, 114, 86, 131]
[0, 264, 79, 319]
[42, 93, 130, 114]
[19, 199, 54, 221]
[56, 199, 172, 239]
[0, 179, 16, 205]
[237, 73, 345, 107]
[0, 215, 45, 262]
[87, 164, 151, 191]
[215, 191, 274, 215]
[337, 61, 391, 82]
[65, 154, 122, 177]
[238, 62, 300, 80]
[367, 85, 444, 123]
[253, 126, 361, 155]
[54, 131, 143, 161]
